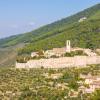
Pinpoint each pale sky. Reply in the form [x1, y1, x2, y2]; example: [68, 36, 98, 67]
[0, 0, 100, 39]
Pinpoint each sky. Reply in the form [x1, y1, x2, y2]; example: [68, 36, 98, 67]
[0, 0, 100, 39]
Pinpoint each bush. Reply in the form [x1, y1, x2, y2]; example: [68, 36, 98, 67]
[16, 55, 31, 63]
[64, 50, 86, 57]
[74, 50, 85, 55]
[51, 55, 59, 58]
[64, 52, 74, 57]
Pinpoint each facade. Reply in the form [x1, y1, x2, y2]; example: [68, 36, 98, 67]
[31, 52, 39, 57]
[44, 40, 71, 58]
[44, 47, 67, 58]
[84, 49, 97, 56]
[66, 40, 71, 53]
[44, 50, 56, 58]
[78, 17, 87, 22]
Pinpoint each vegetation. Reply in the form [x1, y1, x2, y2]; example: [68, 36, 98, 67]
[0, 4, 99, 49]
[16, 55, 31, 63]
[18, 18, 100, 55]
[0, 64, 100, 99]
[18, 4, 100, 55]
[0, 3, 100, 99]
[64, 50, 87, 57]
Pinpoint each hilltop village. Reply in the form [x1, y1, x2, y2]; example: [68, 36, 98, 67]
[14, 40, 100, 99]
[16, 40, 100, 68]
[0, 3, 100, 100]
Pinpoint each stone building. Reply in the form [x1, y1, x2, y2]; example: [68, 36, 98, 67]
[78, 17, 87, 22]
[44, 47, 66, 58]
[66, 40, 71, 53]
[31, 52, 39, 57]
[16, 40, 100, 69]
[44, 40, 71, 58]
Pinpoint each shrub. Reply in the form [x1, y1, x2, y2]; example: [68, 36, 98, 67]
[64, 52, 74, 57]
[74, 50, 85, 55]
[16, 55, 31, 63]
[64, 50, 86, 57]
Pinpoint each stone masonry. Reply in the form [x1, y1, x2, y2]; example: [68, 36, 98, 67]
[16, 56, 100, 68]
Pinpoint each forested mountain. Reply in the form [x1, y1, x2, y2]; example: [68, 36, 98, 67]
[0, 3, 100, 66]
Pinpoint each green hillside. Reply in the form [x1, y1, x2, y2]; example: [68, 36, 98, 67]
[18, 18, 100, 54]
[0, 3, 100, 48]
[0, 3, 100, 66]
[18, 4, 100, 55]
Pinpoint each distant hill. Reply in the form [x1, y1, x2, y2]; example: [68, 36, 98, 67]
[0, 3, 100, 67]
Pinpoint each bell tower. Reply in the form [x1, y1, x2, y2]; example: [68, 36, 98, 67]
[66, 40, 71, 53]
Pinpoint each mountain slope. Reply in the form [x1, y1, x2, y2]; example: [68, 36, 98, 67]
[18, 4, 100, 54]
[0, 3, 100, 47]
[0, 3, 100, 67]
[19, 18, 100, 54]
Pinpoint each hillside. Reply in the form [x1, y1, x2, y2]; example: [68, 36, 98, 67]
[18, 3, 100, 54]
[0, 48, 16, 67]
[0, 3, 100, 48]
[0, 3, 100, 66]
[0, 44, 24, 67]
[0, 65, 100, 99]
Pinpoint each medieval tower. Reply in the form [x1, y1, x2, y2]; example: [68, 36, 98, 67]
[66, 40, 71, 53]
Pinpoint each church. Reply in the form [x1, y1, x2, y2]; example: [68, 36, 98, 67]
[44, 40, 71, 58]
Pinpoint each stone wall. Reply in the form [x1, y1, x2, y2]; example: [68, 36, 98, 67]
[16, 56, 100, 68]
